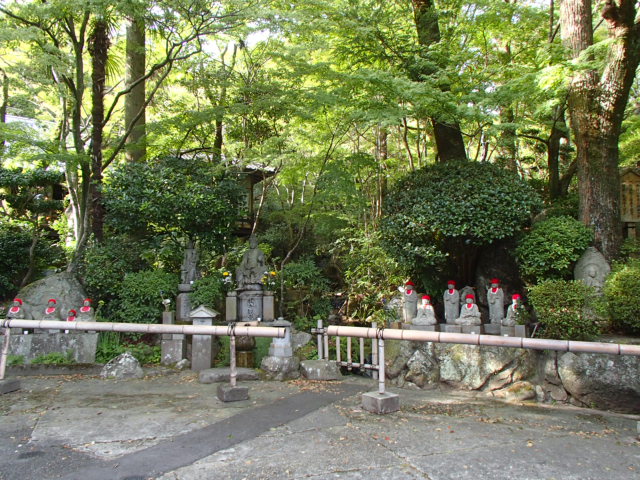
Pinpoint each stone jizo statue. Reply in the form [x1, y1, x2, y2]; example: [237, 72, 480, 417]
[503, 294, 521, 327]
[574, 247, 610, 294]
[487, 278, 505, 324]
[44, 298, 58, 320]
[443, 281, 459, 324]
[412, 295, 437, 326]
[455, 294, 481, 326]
[399, 281, 418, 323]
[236, 235, 267, 289]
[77, 298, 95, 321]
[7, 298, 25, 319]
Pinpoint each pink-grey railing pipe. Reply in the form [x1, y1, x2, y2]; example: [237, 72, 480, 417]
[327, 325, 640, 356]
[1, 319, 285, 339]
[0, 319, 285, 382]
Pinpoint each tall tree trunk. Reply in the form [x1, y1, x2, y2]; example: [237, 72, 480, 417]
[125, 18, 146, 162]
[560, 0, 640, 261]
[89, 19, 110, 243]
[547, 105, 568, 199]
[0, 69, 7, 160]
[411, 0, 467, 162]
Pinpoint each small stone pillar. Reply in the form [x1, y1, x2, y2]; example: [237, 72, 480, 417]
[225, 291, 237, 322]
[189, 305, 219, 372]
[262, 291, 275, 322]
[161, 311, 186, 365]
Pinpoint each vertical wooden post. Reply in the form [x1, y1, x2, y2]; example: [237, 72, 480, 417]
[371, 322, 378, 380]
[0, 328, 10, 381]
[229, 333, 237, 388]
[378, 337, 385, 395]
[316, 318, 324, 360]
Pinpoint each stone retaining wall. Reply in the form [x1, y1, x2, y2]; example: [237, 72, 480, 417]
[384, 340, 640, 413]
[8, 332, 98, 364]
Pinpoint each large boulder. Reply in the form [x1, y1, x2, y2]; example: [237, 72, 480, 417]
[261, 355, 300, 381]
[101, 352, 144, 380]
[300, 360, 342, 380]
[437, 344, 535, 391]
[16, 272, 87, 320]
[556, 352, 640, 413]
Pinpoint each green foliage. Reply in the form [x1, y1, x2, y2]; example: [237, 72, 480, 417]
[7, 354, 24, 366]
[81, 237, 150, 305]
[190, 275, 225, 311]
[31, 350, 75, 365]
[544, 194, 579, 219]
[125, 343, 161, 365]
[95, 331, 123, 364]
[95, 330, 161, 365]
[330, 230, 406, 319]
[115, 270, 179, 325]
[381, 160, 541, 271]
[516, 216, 592, 284]
[214, 336, 271, 367]
[104, 156, 243, 250]
[603, 260, 640, 335]
[528, 280, 601, 340]
[282, 257, 331, 318]
[0, 223, 64, 300]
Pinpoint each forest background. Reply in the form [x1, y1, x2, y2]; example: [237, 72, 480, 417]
[2, 0, 640, 349]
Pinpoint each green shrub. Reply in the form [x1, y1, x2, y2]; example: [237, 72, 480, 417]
[7, 354, 24, 366]
[190, 274, 225, 311]
[528, 280, 601, 340]
[516, 216, 593, 284]
[381, 160, 541, 270]
[96, 331, 161, 365]
[603, 260, 640, 334]
[115, 270, 179, 325]
[81, 237, 150, 305]
[282, 257, 330, 318]
[31, 350, 75, 365]
[126, 343, 161, 365]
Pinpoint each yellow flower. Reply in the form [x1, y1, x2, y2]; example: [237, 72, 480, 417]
[270, 271, 276, 276]
[222, 271, 230, 277]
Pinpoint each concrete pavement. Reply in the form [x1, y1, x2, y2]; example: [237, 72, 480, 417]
[1, 371, 638, 479]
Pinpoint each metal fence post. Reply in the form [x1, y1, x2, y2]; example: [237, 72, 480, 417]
[316, 318, 324, 360]
[371, 322, 378, 380]
[378, 337, 385, 395]
[0, 328, 10, 381]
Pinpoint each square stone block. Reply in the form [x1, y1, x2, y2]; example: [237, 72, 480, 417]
[0, 379, 21, 395]
[362, 391, 400, 414]
[461, 325, 483, 334]
[484, 324, 501, 335]
[515, 325, 529, 338]
[161, 338, 186, 365]
[217, 384, 249, 402]
[441, 324, 462, 334]
[500, 326, 516, 336]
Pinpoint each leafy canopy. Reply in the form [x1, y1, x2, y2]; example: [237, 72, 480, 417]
[103, 156, 243, 250]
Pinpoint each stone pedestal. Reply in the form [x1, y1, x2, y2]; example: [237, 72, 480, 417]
[238, 290, 263, 322]
[268, 319, 293, 357]
[514, 325, 529, 338]
[161, 311, 187, 365]
[190, 305, 219, 372]
[461, 325, 484, 335]
[217, 383, 249, 402]
[405, 324, 439, 332]
[261, 319, 299, 380]
[0, 379, 20, 395]
[500, 326, 516, 336]
[362, 391, 400, 414]
[441, 324, 462, 334]
[176, 292, 192, 323]
[484, 324, 501, 335]
[236, 351, 255, 368]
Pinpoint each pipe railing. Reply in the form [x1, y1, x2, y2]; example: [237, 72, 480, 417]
[326, 325, 640, 396]
[0, 319, 285, 383]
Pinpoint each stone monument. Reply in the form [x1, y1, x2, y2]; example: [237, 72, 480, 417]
[411, 295, 438, 331]
[7, 299, 25, 320]
[189, 305, 219, 371]
[574, 247, 610, 293]
[399, 281, 418, 324]
[260, 318, 300, 380]
[177, 240, 199, 322]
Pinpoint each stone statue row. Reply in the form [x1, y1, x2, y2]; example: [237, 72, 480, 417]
[4, 297, 95, 322]
[401, 279, 522, 329]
